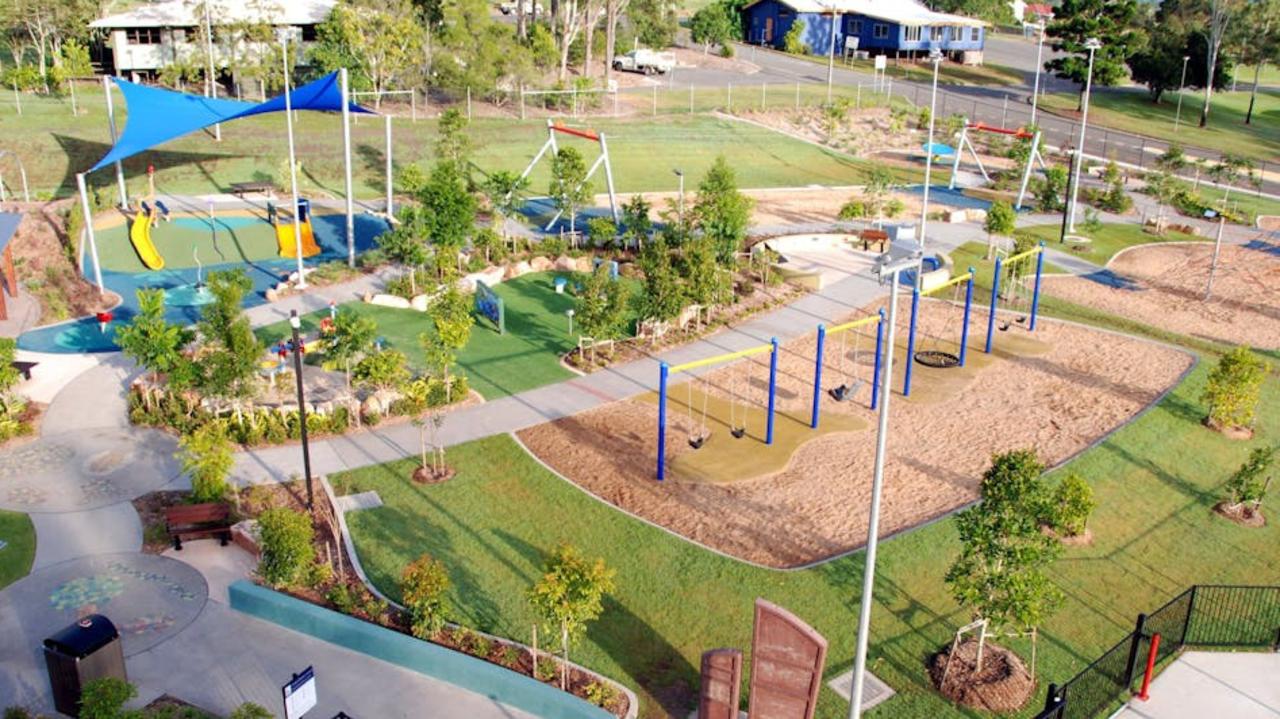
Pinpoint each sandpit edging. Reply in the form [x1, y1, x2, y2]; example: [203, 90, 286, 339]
[1104, 239, 1214, 270]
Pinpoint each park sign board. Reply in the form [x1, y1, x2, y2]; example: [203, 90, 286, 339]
[282, 665, 317, 719]
[747, 599, 828, 719]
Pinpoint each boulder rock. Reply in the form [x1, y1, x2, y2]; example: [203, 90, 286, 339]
[264, 287, 280, 303]
[530, 256, 554, 272]
[554, 255, 577, 272]
[946, 210, 968, 223]
[369, 293, 413, 310]
[505, 260, 532, 279]
[410, 294, 431, 312]
[575, 256, 594, 272]
[967, 209, 987, 223]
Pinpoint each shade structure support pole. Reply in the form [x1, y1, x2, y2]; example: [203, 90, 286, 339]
[103, 76, 127, 209]
[77, 173, 104, 294]
[340, 68, 356, 267]
[282, 36, 307, 290]
[385, 115, 394, 219]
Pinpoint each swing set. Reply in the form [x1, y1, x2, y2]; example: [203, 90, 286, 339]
[947, 121, 1047, 210]
[985, 242, 1046, 353]
[903, 268, 977, 397]
[814, 311, 885, 416]
[656, 339, 780, 481]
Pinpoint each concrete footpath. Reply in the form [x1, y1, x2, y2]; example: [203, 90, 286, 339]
[1114, 651, 1280, 719]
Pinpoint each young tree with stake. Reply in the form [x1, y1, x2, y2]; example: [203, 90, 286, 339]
[527, 543, 616, 689]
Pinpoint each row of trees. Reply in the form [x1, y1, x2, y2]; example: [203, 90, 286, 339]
[1043, 0, 1280, 127]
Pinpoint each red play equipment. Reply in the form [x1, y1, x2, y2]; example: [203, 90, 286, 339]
[948, 121, 1047, 210]
[515, 119, 619, 229]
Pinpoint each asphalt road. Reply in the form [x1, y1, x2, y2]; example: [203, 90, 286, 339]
[660, 37, 1278, 198]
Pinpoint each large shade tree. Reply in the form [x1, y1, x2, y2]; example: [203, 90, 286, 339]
[1045, 0, 1142, 106]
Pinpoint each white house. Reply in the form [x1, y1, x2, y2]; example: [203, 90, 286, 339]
[1009, 0, 1054, 24]
[90, 0, 335, 83]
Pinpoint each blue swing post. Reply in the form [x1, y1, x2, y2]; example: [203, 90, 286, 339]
[1029, 242, 1046, 331]
[985, 255, 1004, 354]
[811, 325, 826, 429]
[657, 362, 669, 481]
[959, 266, 975, 366]
[903, 286, 921, 396]
[766, 338, 779, 445]
[871, 309, 885, 410]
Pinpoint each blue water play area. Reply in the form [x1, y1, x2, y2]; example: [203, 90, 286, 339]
[18, 212, 389, 353]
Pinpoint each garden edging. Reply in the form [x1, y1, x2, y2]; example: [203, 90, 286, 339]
[318, 475, 640, 719]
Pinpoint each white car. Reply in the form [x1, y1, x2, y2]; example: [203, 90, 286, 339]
[498, 0, 544, 14]
[612, 49, 676, 75]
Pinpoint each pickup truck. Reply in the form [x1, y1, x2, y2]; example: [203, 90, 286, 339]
[612, 49, 676, 75]
[498, 0, 543, 14]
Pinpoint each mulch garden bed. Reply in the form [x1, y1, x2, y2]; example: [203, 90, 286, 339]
[1214, 501, 1266, 528]
[929, 639, 1035, 713]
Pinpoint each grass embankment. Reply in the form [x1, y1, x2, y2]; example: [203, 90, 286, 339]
[0, 85, 920, 201]
[336, 357, 1279, 718]
[1037, 86, 1279, 159]
[255, 272, 639, 400]
[1014, 222, 1200, 266]
[0, 510, 36, 589]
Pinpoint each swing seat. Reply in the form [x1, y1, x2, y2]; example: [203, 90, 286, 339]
[730, 427, 746, 439]
[688, 435, 707, 449]
[999, 321, 1011, 332]
[828, 384, 850, 402]
[914, 350, 961, 368]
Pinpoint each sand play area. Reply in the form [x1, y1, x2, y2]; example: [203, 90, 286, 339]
[518, 299, 1193, 568]
[1044, 240, 1280, 349]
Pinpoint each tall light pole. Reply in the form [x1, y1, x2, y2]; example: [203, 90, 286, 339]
[847, 250, 922, 719]
[674, 169, 685, 226]
[1174, 55, 1190, 132]
[1029, 22, 1046, 126]
[1067, 37, 1101, 234]
[825, 5, 841, 105]
[289, 310, 315, 511]
[917, 47, 943, 274]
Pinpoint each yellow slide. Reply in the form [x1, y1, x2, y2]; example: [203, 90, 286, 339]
[130, 208, 165, 270]
[277, 219, 321, 259]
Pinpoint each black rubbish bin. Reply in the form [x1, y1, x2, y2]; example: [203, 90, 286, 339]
[43, 614, 127, 718]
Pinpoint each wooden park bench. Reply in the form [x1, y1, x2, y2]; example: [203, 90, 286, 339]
[859, 229, 889, 253]
[229, 181, 275, 198]
[165, 502, 232, 550]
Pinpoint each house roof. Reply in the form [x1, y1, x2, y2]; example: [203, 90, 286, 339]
[90, 0, 335, 29]
[742, 0, 987, 27]
[1025, 3, 1054, 15]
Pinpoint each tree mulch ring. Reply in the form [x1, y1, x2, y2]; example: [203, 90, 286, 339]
[413, 465, 456, 484]
[1203, 417, 1254, 440]
[1041, 525, 1094, 547]
[1214, 501, 1266, 528]
[929, 639, 1034, 713]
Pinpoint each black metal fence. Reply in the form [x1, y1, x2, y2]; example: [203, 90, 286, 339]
[1034, 585, 1280, 719]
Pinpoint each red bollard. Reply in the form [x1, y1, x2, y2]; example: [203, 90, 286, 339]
[1137, 633, 1162, 701]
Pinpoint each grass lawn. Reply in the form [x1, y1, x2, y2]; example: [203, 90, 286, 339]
[0, 86, 917, 202]
[1192, 185, 1280, 223]
[1014, 222, 1201, 266]
[1037, 86, 1279, 159]
[0, 510, 36, 590]
[255, 272, 639, 400]
[334, 354, 1280, 718]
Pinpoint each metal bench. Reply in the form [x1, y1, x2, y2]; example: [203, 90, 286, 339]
[229, 181, 275, 197]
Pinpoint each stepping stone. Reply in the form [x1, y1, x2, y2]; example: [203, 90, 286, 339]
[334, 491, 383, 513]
[827, 669, 896, 712]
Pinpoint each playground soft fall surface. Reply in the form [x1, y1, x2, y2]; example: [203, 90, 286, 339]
[1042, 239, 1280, 351]
[518, 297, 1194, 568]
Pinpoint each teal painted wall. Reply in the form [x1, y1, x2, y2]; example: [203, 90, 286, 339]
[229, 581, 613, 719]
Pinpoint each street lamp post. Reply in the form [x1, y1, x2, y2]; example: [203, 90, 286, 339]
[1030, 22, 1046, 126]
[847, 250, 923, 719]
[1067, 38, 1101, 234]
[1174, 55, 1190, 132]
[917, 48, 943, 274]
[289, 310, 315, 511]
[825, 5, 841, 105]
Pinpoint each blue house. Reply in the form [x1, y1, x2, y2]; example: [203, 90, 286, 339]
[742, 0, 987, 63]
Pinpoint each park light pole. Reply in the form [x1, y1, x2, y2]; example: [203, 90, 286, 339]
[847, 249, 923, 719]
[289, 310, 315, 511]
[1067, 37, 1101, 234]
[917, 47, 943, 275]
[824, 4, 841, 105]
[203, 0, 221, 142]
[1030, 22, 1046, 126]
[674, 169, 685, 226]
[1174, 55, 1191, 132]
